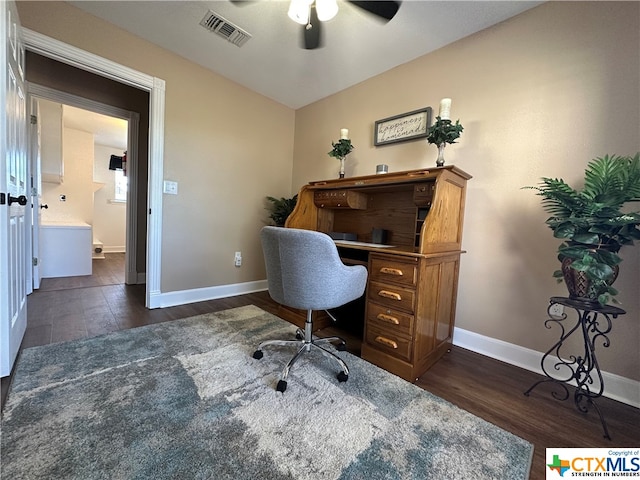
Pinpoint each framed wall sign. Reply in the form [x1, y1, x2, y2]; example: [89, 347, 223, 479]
[374, 107, 432, 146]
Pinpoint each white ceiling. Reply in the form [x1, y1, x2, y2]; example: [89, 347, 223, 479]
[67, 0, 542, 110]
[63, 105, 128, 150]
[35, 98, 128, 150]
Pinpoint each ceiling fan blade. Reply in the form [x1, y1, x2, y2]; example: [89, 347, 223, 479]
[303, 5, 323, 50]
[348, 1, 401, 22]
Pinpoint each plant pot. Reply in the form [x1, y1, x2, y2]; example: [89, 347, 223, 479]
[561, 256, 619, 305]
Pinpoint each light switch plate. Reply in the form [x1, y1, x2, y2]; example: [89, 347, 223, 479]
[163, 180, 178, 195]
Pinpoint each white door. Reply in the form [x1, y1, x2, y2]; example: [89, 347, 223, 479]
[1, 0, 28, 377]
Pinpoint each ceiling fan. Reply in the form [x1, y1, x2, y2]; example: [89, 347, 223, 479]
[233, 0, 401, 50]
[294, 0, 401, 49]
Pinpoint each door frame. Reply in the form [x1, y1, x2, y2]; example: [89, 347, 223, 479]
[28, 85, 140, 286]
[28, 95, 40, 291]
[22, 28, 165, 308]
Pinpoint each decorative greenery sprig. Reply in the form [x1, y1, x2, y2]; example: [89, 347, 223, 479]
[266, 194, 298, 227]
[328, 139, 354, 159]
[426, 116, 464, 145]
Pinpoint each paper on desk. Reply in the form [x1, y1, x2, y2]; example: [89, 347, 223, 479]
[334, 240, 396, 248]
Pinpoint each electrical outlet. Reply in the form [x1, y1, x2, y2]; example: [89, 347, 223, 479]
[163, 180, 178, 195]
[549, 303, 564, 317]
[234, 251, 242, 267]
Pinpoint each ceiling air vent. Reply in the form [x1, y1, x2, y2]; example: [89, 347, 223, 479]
[199, 10, 252, 48]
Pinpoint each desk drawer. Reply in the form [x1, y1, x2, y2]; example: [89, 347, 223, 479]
[368, 281, 415, 313]
[367, 302, 413, 337]
[370, 256, 417, 287]
[365, 324, 412, 362]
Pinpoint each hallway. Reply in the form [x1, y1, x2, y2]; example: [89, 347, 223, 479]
[37, 252, 125, 292]
[27, 253, 128, 346]
[24, 253, 279, 348]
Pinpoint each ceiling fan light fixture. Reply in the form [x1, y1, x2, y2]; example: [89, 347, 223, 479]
[288, 0, 313, 25]
[316, 0, 338, 22]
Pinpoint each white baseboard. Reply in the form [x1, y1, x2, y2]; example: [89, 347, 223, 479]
[453, 327, 640, 408]
[103, 246, 126, 254]
[151, 280, 269, 309]
[148, 289, 162, 309]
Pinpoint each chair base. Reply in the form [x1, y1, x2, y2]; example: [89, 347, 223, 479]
[253, 310, 349, 393]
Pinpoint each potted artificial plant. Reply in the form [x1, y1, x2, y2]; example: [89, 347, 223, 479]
[426, 116, 464, 167]
[528, 153, 640, 305]
[328, 138, 354, 179]
[265, 194, 298, 227]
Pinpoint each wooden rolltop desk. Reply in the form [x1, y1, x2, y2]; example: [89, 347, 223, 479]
[284, 165, 471, 382]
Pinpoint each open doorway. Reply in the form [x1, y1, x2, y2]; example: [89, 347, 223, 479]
[34, 97, 130, 291]
[28, 84, 141, 287]
[24, 48, 156, 302]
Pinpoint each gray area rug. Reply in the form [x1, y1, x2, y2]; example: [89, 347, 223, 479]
[2, 305, 533, 479]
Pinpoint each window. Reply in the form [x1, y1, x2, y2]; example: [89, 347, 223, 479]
[114, 169, 128, 202]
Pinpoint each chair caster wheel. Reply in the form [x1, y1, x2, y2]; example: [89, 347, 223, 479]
[295, 331, 304, 340]
[337, 371, 348, 383]
[252, 350, 263, 359]
[336, 342, 347, 351]
[276, 380, 287, 392]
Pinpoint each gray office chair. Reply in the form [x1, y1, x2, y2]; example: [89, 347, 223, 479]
[253, 226, 368, 393]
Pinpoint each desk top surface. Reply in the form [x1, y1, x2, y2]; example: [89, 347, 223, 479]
[307, 165, 472, 190]
[335, 240, 464, 258]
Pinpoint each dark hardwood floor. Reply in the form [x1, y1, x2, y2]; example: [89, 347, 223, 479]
[2, 254, 638, 480]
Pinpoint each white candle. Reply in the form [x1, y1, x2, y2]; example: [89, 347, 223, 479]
[340, 128, 349, 139]
[439, 98, 452, 120]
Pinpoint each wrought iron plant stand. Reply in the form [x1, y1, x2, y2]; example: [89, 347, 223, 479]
[524, 296, 626, 440]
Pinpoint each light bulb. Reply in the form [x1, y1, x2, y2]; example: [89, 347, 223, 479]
[288, 0, 313, 25]
[316, 0, 338, 21]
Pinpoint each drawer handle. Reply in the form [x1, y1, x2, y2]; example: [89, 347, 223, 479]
[376, 313, 400, 325]
[378, 290, 402, 301]
[375, 336, 398, 349]
[380, 267, 403, 276]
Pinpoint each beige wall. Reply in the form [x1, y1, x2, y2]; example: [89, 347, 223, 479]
[17, 2, 639, 381]
[17, 1, 296, 293]
[293, 1, 639, 380]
